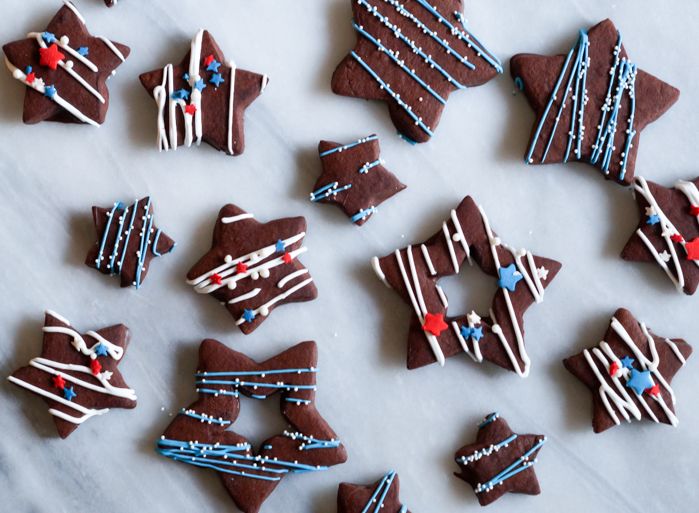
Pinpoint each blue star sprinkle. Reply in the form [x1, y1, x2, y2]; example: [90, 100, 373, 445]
[94, 344, 109, 357]
[63, 386, 77, 401]
[44, 85, 57, 99]
[625, 368, 654, 395]
[275, 240, 286, 253]
[460, 325, 484, 341]
[620, 356, 635, 369]
[194, 79, 207, 92]
[497, 264, 523, 292]
[206, 59, 221, 73]
[182, 72, 190, 81]
[171, 89, 190, 101]
[77, 46, 89, 57]
[646, 214, 660, 226]
[243, 309, 256, 323]
[209, 73, 225, 87]
[41, 32, 57, 44]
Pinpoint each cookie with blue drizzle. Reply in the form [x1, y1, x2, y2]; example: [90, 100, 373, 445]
[331, 0, 502, 143]
[338, 470, 410, 513]
[454, 413, 546, 506]
[157, 339, 347, 513]
[511, 19, 679, 185]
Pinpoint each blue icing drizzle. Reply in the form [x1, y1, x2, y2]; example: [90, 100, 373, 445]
[310, 182, 352, 202]
[181, 408, 231, 426]
[351, 206, 377, 224]
[360, 470, 408, 513]
[474, 437, 547, 494]
[319, 135, 378, 157]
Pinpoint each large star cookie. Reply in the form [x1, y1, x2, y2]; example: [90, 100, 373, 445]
[372, 196, 561, 375]
[311, 134, 405, 225]
[454, 413, 546, 506]
[187, 204, 317, 334]
[338, 471, 411, 513]
[332, 0, 502, 143]
[157, 340, 347, 513]
[511, 19, 679, 185]
[2, 1, 129, 126]
[621, 176, 699, 294]
[563, 308, 692, 433]
[8, 310, 137, 439]
[139, 29, 268, 156]
[85, 197, 176, 289]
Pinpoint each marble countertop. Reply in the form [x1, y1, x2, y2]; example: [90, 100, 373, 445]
[1, 0, 698, 512]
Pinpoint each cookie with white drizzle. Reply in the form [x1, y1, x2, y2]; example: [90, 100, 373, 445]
[2, 1, 129, 126]
[621, 176, 699, 294]
[563, 308, 692, 434]
[331, 0, 502, 143]
[157, 339, 347, 513]
[7, 310, 137, 439]
[85, 196, 176, 289]
[139, 30, 268, 156]
[454, 413, 546, 507]
[371, 196, 561, 375]
[511, 19, 679, 185]
[187, 204, 318, 334]
[338, 470, 411, 513]
[311, 134, 406, 225]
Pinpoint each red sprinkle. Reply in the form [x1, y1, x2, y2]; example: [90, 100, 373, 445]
[53, 375, 66, 390]
[204, 54, 215, 66]
[685, 237, 699, 260]
[647, 384, 660, 397]
[690, 205, 699, 216]
[26, 72, 36, 84]
[185, 104, 197, 115]
[38, 43, 65, 70]
[609, 361, 619, 377]
[670, 234, 684, 244]
[282, 252, 293, 264]
[422, 312, 448, 337]
[236, 262, 248, 274]
[210, 273, 223, 285]
[91, 359, 102, 376]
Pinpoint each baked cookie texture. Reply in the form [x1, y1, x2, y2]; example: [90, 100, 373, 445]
[337, 471, 410, 513]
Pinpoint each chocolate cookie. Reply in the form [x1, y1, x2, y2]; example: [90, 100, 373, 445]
[311, 135, 405, 225]
[2, 1, 129, 126]
[372, 196, 561, 375]
[7, 310, 137, 439]
[621, 176, 699, 294]
[139, 29, 268, 156]
[563, 308, 692, 433]
[454, 413, 546, 507]
[338, 471, 410, 513]
[511, 19, 679, 185]
[85, 197, 176, 289]
[104, 0, 117, 6]
[187, 204, 317, 334]
[157, 339, 347, 513]
[332, 0, 501, 143]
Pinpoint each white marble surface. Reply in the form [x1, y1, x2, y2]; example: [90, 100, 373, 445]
[1, 0, 698, 511]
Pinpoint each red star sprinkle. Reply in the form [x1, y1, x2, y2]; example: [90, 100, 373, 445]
[91, 359, 102, 376]
[690, 205, 699, 216]
[685, 238, 699, 260]
[204, 54, 215, 66]
[185, 104, 197, 115]
[235, 262, 248, 274]
[26, 72, 36, 84]
[609, 361, 619, 377]
[210, 273, 223, 285]
[422, 312, 448, 337]
[671, 233, 685, 243]
[282, 252, 293, 264]
[52, 375, 66, 390]
[647, 384, 660, 396]
[39, 43, 65, 70]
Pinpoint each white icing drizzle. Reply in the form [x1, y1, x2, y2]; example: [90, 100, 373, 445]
[371, 256, 390, 287]
[665, 338, 687, 365]
[227, 60, 237, 155]
[63, 1, 86, 25]
[260, 74, 269, 92]
[221, 213, 254, 224]
[45, 309, 71, 325]
[450, 209, 472, 265]
[188, 29, 204, 145]
[57, 35, 97, 71]
[435, 284, 448, 308]
[420, 244, 437, 276]
[42, 325, 124, 361]
[442, 222, 460, 273]
[235, 278, 314, 325]
[97, 36, 126, 62]
[228, 288, 261, 305]
[29, 358, 136, 400]
[278, 269, 309, 288]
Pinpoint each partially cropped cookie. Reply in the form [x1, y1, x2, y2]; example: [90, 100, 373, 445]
[338, 471, 410, 513]
[454, 413, 546, 507]
[85, 197, 175, 288]
[157, 339, 347, 513]
[511, 19, 679, 185]
[311, 135, 405, 225]
[187, 204, 317, 334]
[332, 0, 501, 143]
[139, 29, 268, 156]
[563, 308, 692, 433]
[621, 176, 699, 294]
[372, 196, 561, 375]
[3, 1, 129, 126]
[104, 0, 117, 6]
[8, 310, 137, 439]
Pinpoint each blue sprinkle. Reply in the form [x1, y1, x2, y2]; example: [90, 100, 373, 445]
[275, 240, 285, 253]
[209, 73, 225, 87]
[194, 79, 207, 92]
[41, 32, 57, 44]
[94, 344, 109, 357]
[620, 356, 635, 369]
[646, 214, 660, 226]
[24, 66, 33, 74]
[77, 46, 89, 57]
[44, 85, 57, 99]
[514, 76, 524, 91]
[63, 386, 77, 401]
[171, 89, 190, 100]
[243, 309, 256, 323]
[182, 73, 190, 81]
[206, 60, 221, 73]
[497, 264, 523, 292]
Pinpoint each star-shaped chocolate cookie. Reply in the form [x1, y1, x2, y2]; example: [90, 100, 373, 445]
[338, 470, 411, 513]
[104, 0, 117, 6]
[157, 339, 347, 513]
[372, 196, 561, 375]
[621, 176, 699, 294]
[187, 204, 317, 334]
[3, 1, 130, 126]
[85, 196, 175, 289]
[311, 134, 405, 225]
[8, 310, 137, 439]
[563, 308, 692, 433]
[454, 413, 546, 506]
[511, 19, 679, 185]
[139, 29, 268, 156]
[331, 0, 502, 143]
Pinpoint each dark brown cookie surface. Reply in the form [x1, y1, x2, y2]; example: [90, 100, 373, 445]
[104, 0, 116, 6]
[8, 310, 137, 439]
[85, 196, 176, 289]
[372, 196, 561, 375]
[2, 1, 130, 126]
[621, 176, 699, 294]
[338, 471, 410, 513]
[139, 30, 267, 156]
[187, 204, 317, 334]
[454, 413, 546, 507]
[157, 340, 347, 513]
[563, 308, 692, 433]
[511, 19, 679, 185]
[331, 0, 501, 143]
[312, 135, 405, 225]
